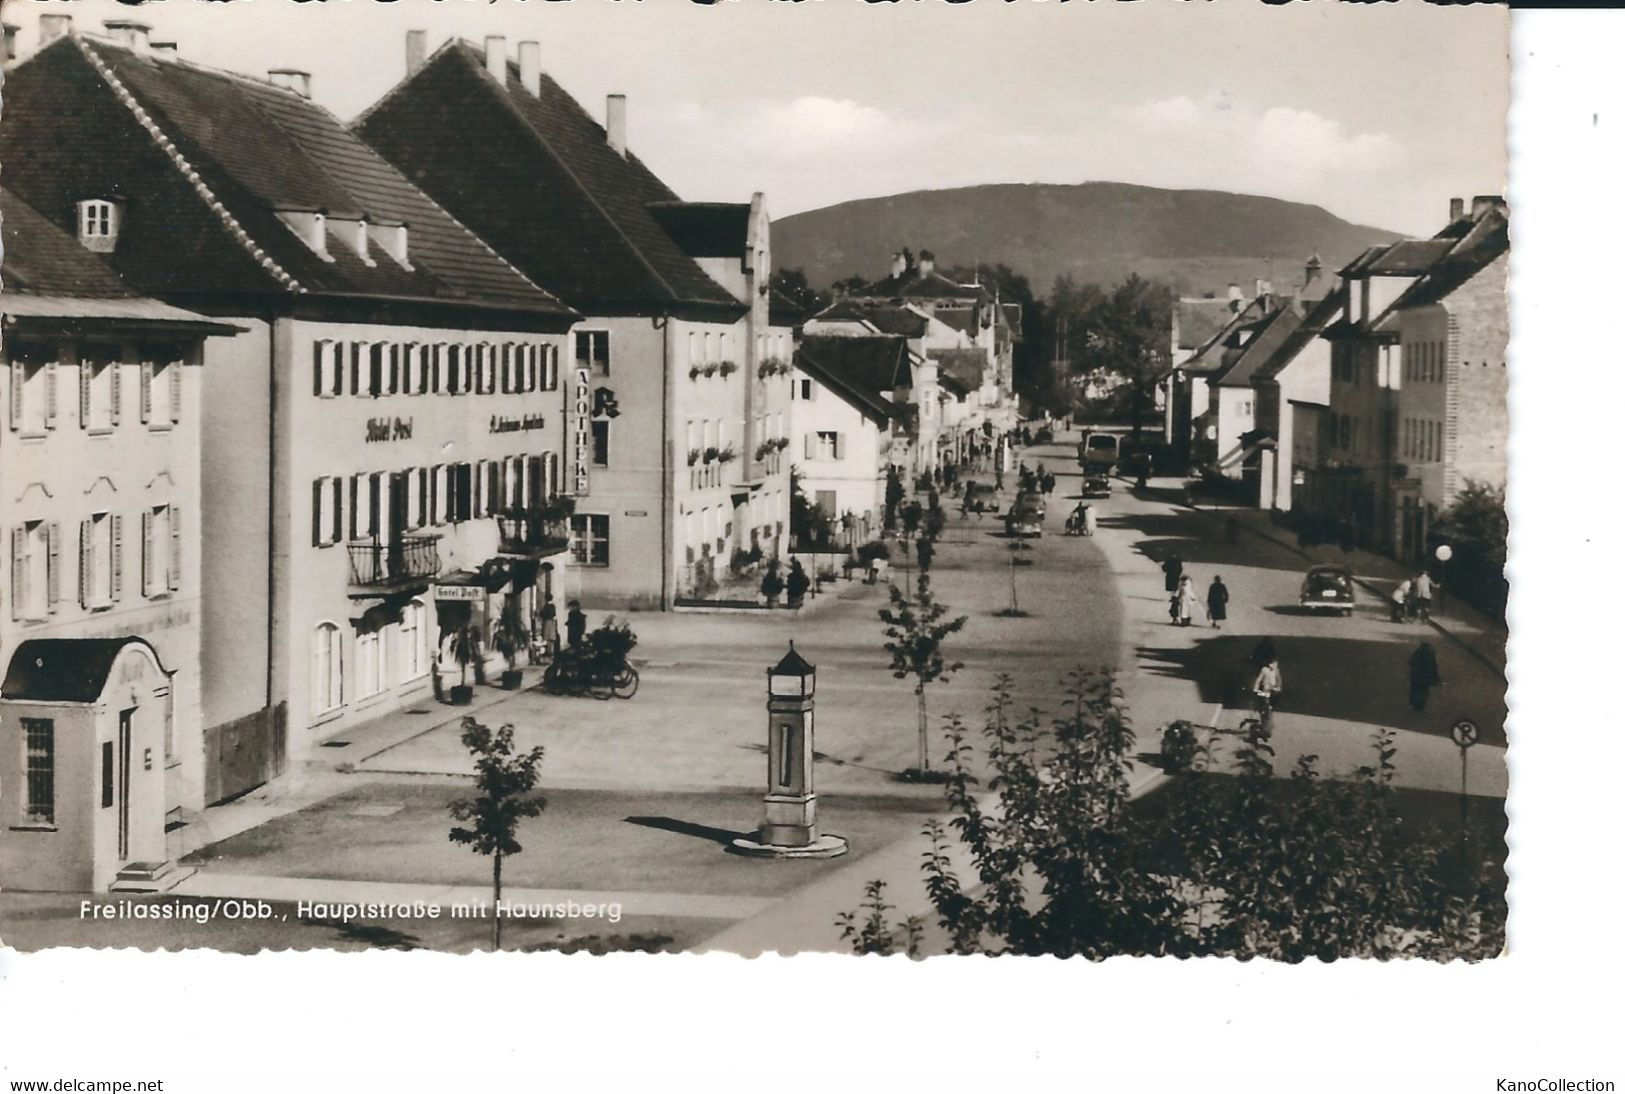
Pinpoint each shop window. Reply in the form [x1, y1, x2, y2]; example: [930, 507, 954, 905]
[355, 628, 385, 700]
[22, 718, 55, 825]
[576, 330, 610, 376]
[571, 513, 610, 567]
[312, 622, 343, 715]
[400, 599, 429, 681]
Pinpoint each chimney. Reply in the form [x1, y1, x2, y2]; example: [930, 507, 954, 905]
[918, 250, 936, 278]
[1304, 253, 1323, 287]
[1227, 283, 1244, 313]
[2, 22, 18, 63]
[150, 39, 178, 59]
[606, 93, 627, 156]
[267, 68, 312, 98]
[39, 13, 73, 44]
[405, 29, 426, 76]
[1449, 197, 1465, 222]
[103, 19, 152, 54]
[518, 40, 540, 97]
[891, 252, 908, 279]
[484, 35, 506, 85]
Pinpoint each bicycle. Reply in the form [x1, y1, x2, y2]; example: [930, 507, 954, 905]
[541, 646, 640, 700]
[1238, 689, 1276, 742]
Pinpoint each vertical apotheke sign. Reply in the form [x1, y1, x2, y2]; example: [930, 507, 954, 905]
[572, 365, 591, 496]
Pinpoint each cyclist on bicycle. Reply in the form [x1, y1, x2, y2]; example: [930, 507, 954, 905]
[1251, 655, 1283, 738]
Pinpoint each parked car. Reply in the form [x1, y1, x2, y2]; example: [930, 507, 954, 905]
[1005, 502, 1044, 538]
[1299, 564, 1356, 614]
[1083, 475, 1112, 499]
[965, 482, 1000, 514]
[1033, 426, 1054, 444]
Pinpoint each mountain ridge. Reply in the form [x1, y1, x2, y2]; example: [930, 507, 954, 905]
[772, 181, 1405, 297]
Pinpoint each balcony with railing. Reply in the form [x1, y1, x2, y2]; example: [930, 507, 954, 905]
[347, 534, 441, 595]
[496, 508, 572, 559]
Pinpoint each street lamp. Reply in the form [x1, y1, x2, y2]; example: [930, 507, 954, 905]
[1435, 544, 1454, 562]
[730, 643, 849, 859]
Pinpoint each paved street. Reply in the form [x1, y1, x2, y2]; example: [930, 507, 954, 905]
[0, 434, 1507, 955]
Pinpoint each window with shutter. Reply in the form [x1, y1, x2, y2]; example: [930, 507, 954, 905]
[109, 360, 122, 425]
[110, 514, 123, 602]
[11, 526, 25, 621]
[142, 509, 154, 595]
[47, 522, 61, 611]
[45, 360, 59, 428]
[140, 361, 153, 423]
[10, 357, 23, 429]
[487, 461, 502, 515]
[79, 356, 91, 428]
[349, 475, 362, 540]
[455, 463, 473, 523]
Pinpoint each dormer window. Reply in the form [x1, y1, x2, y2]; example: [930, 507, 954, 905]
[277, 209, 332, 262]
[376, 222, 412, 270]
[77, 199, 120, 253]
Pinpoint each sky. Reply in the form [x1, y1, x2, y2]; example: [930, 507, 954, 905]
[2, 0, 1508, 237]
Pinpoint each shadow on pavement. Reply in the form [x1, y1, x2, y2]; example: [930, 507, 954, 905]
[624, 815, 752, 846]
[1136, 633, 1507, 744]
[1097, 510, 1311, 575]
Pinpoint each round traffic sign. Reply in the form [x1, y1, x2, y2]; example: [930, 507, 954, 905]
[1450, 719, 1480, 748]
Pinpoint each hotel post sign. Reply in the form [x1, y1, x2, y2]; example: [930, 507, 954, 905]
[572, 365, 591, 496]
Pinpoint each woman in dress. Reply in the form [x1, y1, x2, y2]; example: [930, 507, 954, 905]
[1176, 574, 1200, 627]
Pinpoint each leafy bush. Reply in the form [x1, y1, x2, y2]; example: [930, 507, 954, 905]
[839, 673, 1505, 960]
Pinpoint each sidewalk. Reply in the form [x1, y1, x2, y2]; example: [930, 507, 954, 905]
[1145, 477, 1507, 677]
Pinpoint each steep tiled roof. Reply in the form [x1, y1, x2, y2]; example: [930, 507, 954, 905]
[1, 36, 571, 321]
[928, 348, 987, 394]
[1252, 288, 1344, 385]
[356, 40, 743, 317]
[1, 185, 134, 298]
[1177, 298, 1236, 351]
[1213, 300, 1302, 388]
[1179, 297, 1272, 375]
[649, 202, 750, 259]
[795, 335, 911, 426]
[2, 185, 239, 331]
[855, 266, 987, 302]
[811, 300, 929, 337]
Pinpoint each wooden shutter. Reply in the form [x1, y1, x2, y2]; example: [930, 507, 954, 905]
[142, 509, 154, 595]
[169, 506, 181, 591]
[9, 357, 22, 429]
[349, 476, 360, 540]
[330, 478, 343, 544]
[109, 361, 122, 425]
[369, 474, 383, 538]
[11, 526, 25, 620]
[140, 361, 153, 423]
[834, 433, 846, 460]
[79, 357, 92, 428]
[313, 480, 325, 547]
[528, 456, 544, 508]
[314, 341, 327, 397]
[45, 360, 58, 428]
[805, 433, 815, 460]
[46, 522, 61, 611]
[78, 520, 90, 608]
[170, 361, 182, 423]
[488, 461, 501, 515]
[110, 514, 124, 601]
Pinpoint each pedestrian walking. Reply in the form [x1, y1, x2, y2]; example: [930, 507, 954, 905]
[1162, 552, 1184, 593]
[1176, 574, 1200, 627]
[1207, 575, 1229, 629]
[1390, 579, 1412, 624]
[1408, 640, 1442, 711]
[539, 595, 560, 658]
[1412, 570, 1434, 622]
[565, 599, 588, 648]
[1251, 654, 1283, 738]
